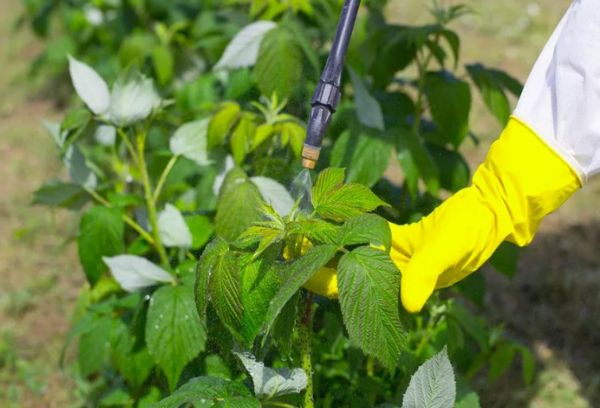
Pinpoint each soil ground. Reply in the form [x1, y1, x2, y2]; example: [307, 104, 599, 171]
[2, 0, 599, 407]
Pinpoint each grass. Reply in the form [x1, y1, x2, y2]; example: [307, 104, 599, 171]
[0, 0, 597, 406]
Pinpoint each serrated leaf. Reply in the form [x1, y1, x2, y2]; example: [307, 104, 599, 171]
[330, 129, 390, 187]
[288, 219, 339, 245]
[112, 321, 154, 389]
[402, 348, 456, 408]
[170, 119, 211, 166]
[64, 144, 98, 190]
[215, 21, 277, 70]
[215, 168, 264, 242]
[250, 176, 294, 216]
[151, 376, 256, 408]
[33, 181, 89, 209]
[338, 214, 391, 250]
[262, 245, 337, 335]
[338, 247, 405, 369]
[235, 352, 307, 398]
[196, 239, 229, 320]
[425, 71, 471, 148]
[349, 69, 384, 130]
[158, 203, 193, 248]
[311, 168, 345, 207]
[209, 250, 243, 337]
[103, 255, 175, 292]
[254, 27, 302, 99]
[146, 285, 206, 391]
[109, 71, 162, 126]
[68, 56, 110, 115]
[78, 206, 124, 285]
[314, 183, 389, 222]
[208, 103, 241, 148]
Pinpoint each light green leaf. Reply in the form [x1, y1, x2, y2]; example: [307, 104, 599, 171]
[338, 214, 391, 250]
[208, 102, 241, 148]
[68, 56, 110, 115]
[250, 176, 294, 216]
[78, 206, 124, 285]
[146, 285, 207, 391]
[215, 21, 277, 70]
[402, 348, 456, 408]
[109, 71, 162, 126]
[330, 129, 390, 187]
[158, 203, 193, 248]
[254, 27, 302, 99]
[185, 215, 214, 250]
[151, 376, 256, 408]
[230, 114, 257, 165]
[103, 255, 175, 292]
[209, 250, 243, 337]
[349, 69, 384, 130]
[338, 247, 405, 369]
[262, 245, 338, 335]
[312, 168, 345, 207]
[314, 183, 389, 222]
[152, 45, 174, 85]
[170, 119, 211, 166]
[235, 352, 307, 398]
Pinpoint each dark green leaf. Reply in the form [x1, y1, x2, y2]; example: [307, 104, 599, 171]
[396, 128, 440, 197]
[32, 181, 89, 209]
[78, 206, 124, 285]
[338, 247, 405, 369]
[366, 25, 417, 89]
[196, 239, 229, 320]
[489, 242, 520, 279]
[425, 71, 471, 148]
[427, 144, 469, 192]
[330, 129, 390, 187]
[112, 321, 154, 389]
[262, 245, 338, 335]
[466, 64, 510, 125]
[254, 27, 302, 99]
[78, 316, 113, 377]
[349, 68, 384, 130]
[209, 250, 243, 337]
[146, 285, 206, 391]
[489, 343, 516, 381]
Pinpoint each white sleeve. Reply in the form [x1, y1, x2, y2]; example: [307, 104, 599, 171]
[513, 0, 600, 182]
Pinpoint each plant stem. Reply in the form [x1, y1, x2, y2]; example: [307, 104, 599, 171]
[117, 128, 139, 166]
[85, 188, 156, 245]
[298, 291, 314, 408]
[262, 402, 297, 408]
[153, 155, 178, 203]
[136, 131, 170, 268]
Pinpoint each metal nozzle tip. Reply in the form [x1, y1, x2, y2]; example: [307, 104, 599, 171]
[302, 145, 321, 170]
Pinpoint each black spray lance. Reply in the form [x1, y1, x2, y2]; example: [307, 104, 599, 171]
[301, 0, 362, 169]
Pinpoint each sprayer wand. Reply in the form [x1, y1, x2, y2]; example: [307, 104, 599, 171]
[301, 0, 362, 169]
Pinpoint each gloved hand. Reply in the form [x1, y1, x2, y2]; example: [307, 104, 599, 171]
[304, 117, 581, 312]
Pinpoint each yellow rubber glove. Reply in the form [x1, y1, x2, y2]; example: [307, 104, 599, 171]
[304, 117, 582, 311]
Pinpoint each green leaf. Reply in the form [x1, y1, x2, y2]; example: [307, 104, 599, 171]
[152, 45, 174, 85]
[209, 250, 243, 337]
[439, 29, 460, 68]
[396, 128, 440, 197]
[68, 56, 110, 115]
[489, 242, 520, 279]
[215, 21, 277, 70]
[402, 347, 456, 408]
[146, 285, 207, 391]
[196, 239, 229, 320]
[78, 206, 124, 285]
[240, 254, 282, 344]
[466, 64, 510, 125]
[425, 71, 471, 148]
[338, 214, 391, 250]
[186, 215, 215, 250]
[170, 119, 211, 166]
[118, 34, 154, 67]
[366, 26, 417, 89]
[313, 179, 389, 222]
[348, 68, 384, 130]
[230, 114, 257, 165]
[254, 27, 302, 99]
[78, 316, 113, 377]
[215, 168, 264, 242]
[235, 352, 307, 398]
[427, 144, 469, 192]
[330, 129, 390, 187]
[262, 245, 338, 335]
[99, 388, 134, 407]
[112, 321, 154, 389]
[312, 167, 345, 206]
[61, 108, 92, 132]
[287, 219, 339, 245]
[445, 301, 489, 352]
[338, 247, 405, 369]
[63, 144, 97, 190]
[489, 343, 516, 381]
[208, 102, 241, 148]
[33, 181, 89, 209]
[517, 345, 535, 385]
[151, 376, 256, 408]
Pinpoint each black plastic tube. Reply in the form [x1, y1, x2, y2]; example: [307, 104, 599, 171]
[303, 0, 361, 155]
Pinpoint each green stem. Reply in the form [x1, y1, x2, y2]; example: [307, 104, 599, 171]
[153, 155, 178, 203]
[262, 402, 297, 408]
[412, 34, 440, 135]
[85, 188, 155, 245]
[117, 128, 139, 166]
[298, 292, 314, 408]
[136, 131, 170, 268]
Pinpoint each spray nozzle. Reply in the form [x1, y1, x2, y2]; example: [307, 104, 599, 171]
[302, 0, 361, 169]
